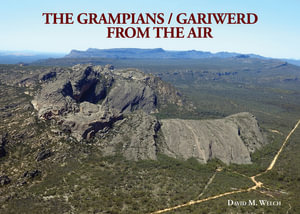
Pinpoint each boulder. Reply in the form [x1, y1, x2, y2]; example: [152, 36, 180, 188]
[23, 170, 41, 179]
[0, 175, 10, 186]
[36, 149, 53, 161]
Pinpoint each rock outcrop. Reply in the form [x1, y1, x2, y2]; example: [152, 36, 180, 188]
[36, 149, 53, 162]
[160, 112, 265, 164]
[100, 111, 160, 160]
[0, 175, 10, 186]
[32, 64, 266, 164]
[0, 134, 7, 158]
[32, 65, 184, 141]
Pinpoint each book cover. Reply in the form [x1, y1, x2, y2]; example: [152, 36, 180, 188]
[0, 1, 299, 213]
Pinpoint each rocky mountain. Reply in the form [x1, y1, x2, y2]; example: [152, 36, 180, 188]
[27, 64, 266, 164]
[31, 65, 184, 141]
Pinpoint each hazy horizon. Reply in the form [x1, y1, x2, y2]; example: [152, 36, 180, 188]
[1, 48, 300, 60]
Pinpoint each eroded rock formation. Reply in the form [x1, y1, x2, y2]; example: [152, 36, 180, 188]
[160, 112, 265, 164]
[32, 64, 266, 164]
[32, 64, 183, 141]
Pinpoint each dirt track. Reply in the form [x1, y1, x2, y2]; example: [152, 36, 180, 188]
[151, 119, 300, 214]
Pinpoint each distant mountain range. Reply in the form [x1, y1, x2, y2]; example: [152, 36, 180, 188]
[65, 48, 263, 59]
[65, 48, 300, 66]
[0, 48, 300, 66]
[0, 51, 65, 64]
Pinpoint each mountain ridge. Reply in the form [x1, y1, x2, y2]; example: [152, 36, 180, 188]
[65, 48, 264, 59]
[1, 48, 300, 66]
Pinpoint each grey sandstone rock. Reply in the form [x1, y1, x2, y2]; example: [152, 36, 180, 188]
[160, 112, 265, 164]
[62, 102, 123, 141]
[102, 81, 157, 113]
[0, 175, 10, 186]
[32, 64, 266, 164]
[36, 149, 53, 161]
[100, 111, 160, 161]
[23, 170, 41, 179]
[32, 65, 183, 142]
[39, 70, 57, 82]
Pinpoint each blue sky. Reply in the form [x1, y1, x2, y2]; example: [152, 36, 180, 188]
[1, 0, 300, 59]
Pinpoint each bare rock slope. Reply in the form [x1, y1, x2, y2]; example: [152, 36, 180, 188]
[160, 112, 265, 164]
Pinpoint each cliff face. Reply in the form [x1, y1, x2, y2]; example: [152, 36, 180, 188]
[160, 112, 265, 164]
[32, 64, 266, 164]
[32, 65, 184, 141]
